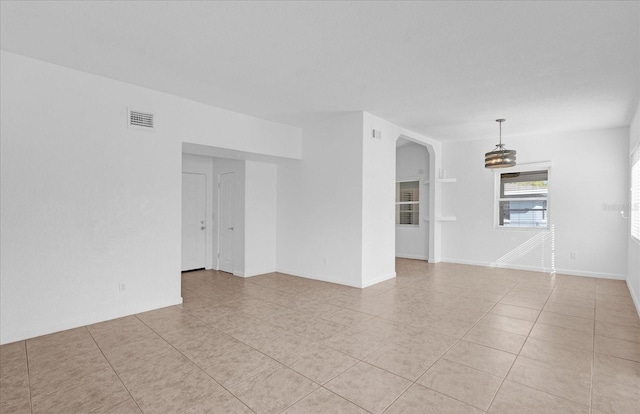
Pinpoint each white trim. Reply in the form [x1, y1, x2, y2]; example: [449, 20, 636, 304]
[275, 268, 361, 288]
[627, 279, 640, 319]
[361, 272, 397, 288]
[495, 162, 551, 230]
[233, 271, 245, 277]
[396, 254, 429, 260]
[441, 258, 626, 280]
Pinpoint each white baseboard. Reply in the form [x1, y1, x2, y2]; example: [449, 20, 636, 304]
[440, 258, 626, 280]
[361, 272, 396, 288]
[395, 254, 428, 260]
[275, 268, 361, 289]
[628, 280, 640, 319]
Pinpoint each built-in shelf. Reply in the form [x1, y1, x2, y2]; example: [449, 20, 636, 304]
[424, 216, 457, 222]
[423, 178, 457, 185]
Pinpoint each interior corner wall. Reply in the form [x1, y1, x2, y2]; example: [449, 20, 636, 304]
[628, 104, 640, 315]
[244, 160, 277, 277]
[0, 51, 300, 344]
[395, 143, 430, 260]
[440, 128, 629, 280]
[276, 113, 364, 288]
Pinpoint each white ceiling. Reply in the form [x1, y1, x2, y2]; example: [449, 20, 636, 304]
[1, 1, 638, 141]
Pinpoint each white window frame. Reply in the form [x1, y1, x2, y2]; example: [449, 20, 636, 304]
[631, 146, 640, 242]
[494, 162, 551, 230]
[396, 179, 420, 227]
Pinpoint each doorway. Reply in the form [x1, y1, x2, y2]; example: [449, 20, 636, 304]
[395, 138, 431, 261]
[181, 172, 207, 271]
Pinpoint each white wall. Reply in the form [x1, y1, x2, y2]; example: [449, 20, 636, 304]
[440, 128, 629, 279]
[245, 161, 277, 277]
[277, 113, 364, 287]
[0, 51, 300, 344]
[628, 105, 640, 315]
[395, 143, 430, 260]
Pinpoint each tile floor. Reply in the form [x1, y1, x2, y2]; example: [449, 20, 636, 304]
[2, 259, 640, 413]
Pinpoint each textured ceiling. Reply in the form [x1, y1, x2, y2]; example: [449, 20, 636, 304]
[1, 1, 638, 141]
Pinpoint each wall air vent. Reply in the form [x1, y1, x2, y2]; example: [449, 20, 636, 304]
[128, 108, 155, 131]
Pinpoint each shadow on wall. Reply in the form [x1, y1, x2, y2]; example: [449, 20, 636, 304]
[491, 225, 556, 274]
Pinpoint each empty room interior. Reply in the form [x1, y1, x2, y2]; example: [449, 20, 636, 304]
[1, 1, 640, 414]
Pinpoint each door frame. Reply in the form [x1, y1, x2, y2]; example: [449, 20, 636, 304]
[217, 171, 235, 273]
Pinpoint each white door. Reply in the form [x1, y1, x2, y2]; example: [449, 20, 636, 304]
[181, 173, 207, 271]
[218, 172, 234, 273]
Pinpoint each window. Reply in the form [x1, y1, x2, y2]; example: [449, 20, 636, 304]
[632, 148, 640, 241]
[498, 169, 548, 228]
[396, 181, 419, 226]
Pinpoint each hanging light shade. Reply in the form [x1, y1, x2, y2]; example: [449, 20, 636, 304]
[485, 118, 516, 168]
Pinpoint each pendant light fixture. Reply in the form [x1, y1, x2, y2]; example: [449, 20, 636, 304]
[485, 118, 516, 168]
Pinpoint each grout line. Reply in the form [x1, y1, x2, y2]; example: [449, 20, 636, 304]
[85, 326, 145, 414]
[484, 273, 556, 412]
[134, 315, 258, 414]
[24, 341, 34, 414]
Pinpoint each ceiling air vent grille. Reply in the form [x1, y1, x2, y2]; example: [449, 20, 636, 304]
[128, 109, 154, 130]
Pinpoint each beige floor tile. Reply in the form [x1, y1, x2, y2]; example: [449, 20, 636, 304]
[87, 316, 157, 351]
[130, 368, 224, 413]
[322, 330, 384, 360]
[594, 353, 640, 388]
[529, 323, 593, 352]
[290, 316, 346, 341]
[251, 330, 316, 363]
[596, 307, 640, 329]
[519, 337, 592, 375]
[0, 377, 31, 414]
[282, 388, 368, 414]
[594, 335, 640, 362]
[536, 311, 594, 334]
[180, 390, 254, 413]
[113, 349, 198, 389]
[443, 340, 516, 377]
[11, 262, 640, 414]
[543, 301, 595, 319]
[592, 375, 640, 414]
[418, 359, 502, 410]
[91, 398, 141, 414]
[507, 356, 591, 406]
[488, 380, 589, 414]
[477, 313, 534, 335]
[499, 294, 547, 310]
[177, 331, 242, 366]
[101, 334, 174, 369]
[230, 365, 318, 414]
[595, 320, 640, 343]
[364, 343, 442, 381]
[202, 343, 281, 388]
[283, 343, 358, 384]
[26, 327, 95, 358]
[31, 370, 130, 414]
[325, 362, 412, 414]
[383, 384, 483, 414]
[29, 351, 113, 398]
[490, 303, 540, 322]
[463, 325, 527, 354]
